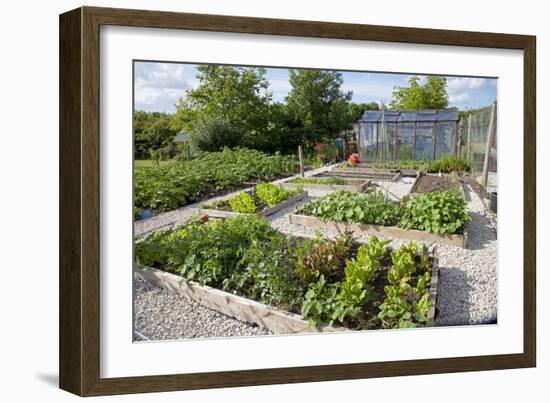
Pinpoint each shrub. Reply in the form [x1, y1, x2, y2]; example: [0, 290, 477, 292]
[399, 191, 470, 234]
[429, 156, 471, 173]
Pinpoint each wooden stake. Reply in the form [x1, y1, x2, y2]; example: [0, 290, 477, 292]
[298, 145, 304, 177]
[480, 102, 496, 188]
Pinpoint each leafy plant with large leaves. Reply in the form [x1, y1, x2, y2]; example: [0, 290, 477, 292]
[399, 191, 470, 234]
[296, 191, 400, 226]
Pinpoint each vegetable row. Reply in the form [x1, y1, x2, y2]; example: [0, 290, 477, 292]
[135, 148, 297, 212]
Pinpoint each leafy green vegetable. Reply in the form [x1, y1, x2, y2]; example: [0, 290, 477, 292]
[399, 191, 470, 234]
[337, 236, 391, 319]
[255, 182, 294, 207]
[297, 190, 469, 235]
[228, 192, 258, 214]
[296, 191, 400, 226]
[202, 183, 299, 213]
[378, 242, 433, 328]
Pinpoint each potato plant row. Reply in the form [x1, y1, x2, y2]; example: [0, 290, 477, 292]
[134, 148, 297, 212]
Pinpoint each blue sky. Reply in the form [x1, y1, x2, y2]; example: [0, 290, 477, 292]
[134, 61, 497, 113]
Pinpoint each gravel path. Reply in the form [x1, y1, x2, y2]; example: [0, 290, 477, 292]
[134, 172, 497, 339]
[134, 277, 273, 341]
[434, 183, 498, 326]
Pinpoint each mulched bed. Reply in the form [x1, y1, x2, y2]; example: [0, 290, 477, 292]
[413, 174, 458, 194]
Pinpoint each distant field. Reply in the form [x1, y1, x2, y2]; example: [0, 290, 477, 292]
[134, 159, 174, 168]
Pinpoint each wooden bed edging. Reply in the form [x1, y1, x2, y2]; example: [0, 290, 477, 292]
[326, 168, 400, 181]
[280, 181, 369, 193]
[198, 191, 307, 219]
[288, 214, 467, 248]
[134, 265, 345, 334]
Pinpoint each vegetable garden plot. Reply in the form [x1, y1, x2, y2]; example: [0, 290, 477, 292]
[135, 215, 439, 332]
[291, 191, 470, 248]
[198, 183, 307, 218]
[280, 175, 369, 193]
[411, 172, 465, 197]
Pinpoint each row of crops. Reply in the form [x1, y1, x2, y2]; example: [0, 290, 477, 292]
[134, 148, 297, 212]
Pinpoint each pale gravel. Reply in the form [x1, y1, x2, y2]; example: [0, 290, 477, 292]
[134, 277, 273, 341]
[134, 170, 497, 339]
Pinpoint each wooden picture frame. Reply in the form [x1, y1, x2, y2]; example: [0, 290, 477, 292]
[59, 6, 536, 396]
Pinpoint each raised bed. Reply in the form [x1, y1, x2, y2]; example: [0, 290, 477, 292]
[198, 191, 307, 218]
[135, 265, 345, 334]
[326, 168, 401, 181]
[135, 254, 439, 334]
[280, 177, 369, 193]
[411, 172, 466, 199]
[288, 213, 467, 248]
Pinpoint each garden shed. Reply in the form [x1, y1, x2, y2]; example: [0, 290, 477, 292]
[357, 109, 460, 162]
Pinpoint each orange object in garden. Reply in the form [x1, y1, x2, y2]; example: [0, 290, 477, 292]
[348, 153, 360, 165]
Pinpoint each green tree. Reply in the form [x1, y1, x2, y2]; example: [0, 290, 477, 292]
[134, 111, 177, 159]
[188, 115, 242, 152]
[286, 69, 353, 146]
[173, 65, 272, 150]
[348, 102, 380, 121]
[389, 76, 449, 110]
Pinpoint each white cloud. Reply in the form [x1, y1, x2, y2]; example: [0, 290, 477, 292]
[446, 77, 496, 109]
[134, 62, 194, 112]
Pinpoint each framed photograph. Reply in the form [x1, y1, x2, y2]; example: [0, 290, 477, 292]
[59, 6, 536, 396]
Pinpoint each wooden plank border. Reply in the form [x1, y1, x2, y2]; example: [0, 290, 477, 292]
[135, 266, 345, 334]
[198, 191, 307, 218]
[280, 181, 369, 193]
[289, 214, 467, 248]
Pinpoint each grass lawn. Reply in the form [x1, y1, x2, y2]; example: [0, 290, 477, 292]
[135, 159, 175, 168]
